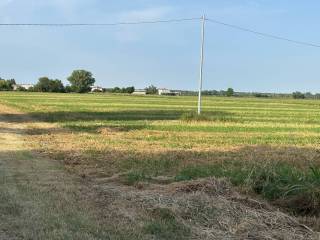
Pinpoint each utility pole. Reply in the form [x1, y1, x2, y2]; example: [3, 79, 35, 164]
[198, 14, 206, 115]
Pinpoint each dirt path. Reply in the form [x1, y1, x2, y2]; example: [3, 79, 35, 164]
[0, 104, 319, 240]
[0, 105, 113, 239]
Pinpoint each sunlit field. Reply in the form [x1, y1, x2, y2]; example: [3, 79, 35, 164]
[1, 92, 320, 219]
[2, 92, 320, 146]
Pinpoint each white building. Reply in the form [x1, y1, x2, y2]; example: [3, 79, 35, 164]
[158, 88, 182, 96]
[132, 89, 147, 95]
[13, 84, 34, 91]
[91, 86, 104, 92]
[158, 88, 172, 95]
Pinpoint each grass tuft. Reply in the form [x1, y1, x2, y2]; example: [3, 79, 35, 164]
[180, 111, 232, 122]
[122, 171, 151, 186]
[180, 112, 211, 122]
[144, 208, 191, 240]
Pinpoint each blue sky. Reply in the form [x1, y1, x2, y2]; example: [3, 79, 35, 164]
[0, 0, 320, 93]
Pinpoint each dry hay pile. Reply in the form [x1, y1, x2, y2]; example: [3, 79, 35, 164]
[96, 178, 319, 240]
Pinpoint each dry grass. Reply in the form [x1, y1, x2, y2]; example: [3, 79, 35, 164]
[1, 93, 320, 238]
[0, 105, 139, 239]
[94, 178, 318, 239]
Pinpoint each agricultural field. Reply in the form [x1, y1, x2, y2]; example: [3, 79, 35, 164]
[0, 92, 320, 239]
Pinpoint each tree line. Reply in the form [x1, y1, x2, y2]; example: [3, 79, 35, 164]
[1, 71, 320, 99]
[105, 85, 158, 94]
[182, 88, 320, 99]
[1, 70, 96, 93]
[181, 88, 235, 97]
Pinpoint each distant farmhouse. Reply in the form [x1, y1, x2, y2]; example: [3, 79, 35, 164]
[158, 88, 171, 95]
[91, 86, 104, 92]
[158, 88, 181, 96]
[132, 89, 147, 95]
[13, 84, 34, 91]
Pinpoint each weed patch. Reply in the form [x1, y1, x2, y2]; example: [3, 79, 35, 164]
[144, 208, 191, 240]
[122, 171, 151, 186]
[176, 161, 320, 216]
[180, 112, 231, 122]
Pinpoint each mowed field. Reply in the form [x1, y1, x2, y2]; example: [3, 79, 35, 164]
[2, 92, 320, 146]
[1, 92, 320, 236]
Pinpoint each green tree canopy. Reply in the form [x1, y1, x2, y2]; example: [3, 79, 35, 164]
[67, 70, 95, 93]
[111, 86, 135, 94]
[34, 77, 65, 93]
[292, 91, 305, 99]
[226, 88, 234, 97]
[49, 79, 65, 93]
[34, 77, 51, 92]
[145, 85, 158, 95]
[0, 78, 16, 91]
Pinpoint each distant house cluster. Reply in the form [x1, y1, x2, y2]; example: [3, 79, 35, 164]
[10, 81, 182, 97]
[13, 84, 34, 91]
[158, 88, 181, 96]
[131, 88, 181, 96]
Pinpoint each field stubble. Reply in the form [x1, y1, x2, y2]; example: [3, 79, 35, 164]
[1, 92, 320, 238]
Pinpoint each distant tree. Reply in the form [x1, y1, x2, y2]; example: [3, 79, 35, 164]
[27, 86, 35, 92]
[292, 91, 305, 99]
[305, 92, 314, 99]
[34, 77, 51, 92]
[254, 93, 269, 98]
[65, 85, 73, 93]
[111, 87, 121, 93]
[16, 86, 27, 91]
[203, 90, 219, 96]
[7, 79, 16, 88]
[34, 77, 65, 93]
[49, 79, 65, 93]
[67, 70, 95, 93]
[0, 78, 16, 91]
[123, 86, 135, 94]
[226, 88, 234, 97]
[145, 85, 158, 95]
[111, 86, 135, 94]
[0, 80, 8, 90]
[315, 93, 320, 100]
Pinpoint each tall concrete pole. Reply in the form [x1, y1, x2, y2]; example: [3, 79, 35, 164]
[198, 14, 206, 115]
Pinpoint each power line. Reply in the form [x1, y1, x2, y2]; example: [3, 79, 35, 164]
[0, 17, 201, 27]
[1, 15, 319, 48]
[206, 18, 320, 48]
